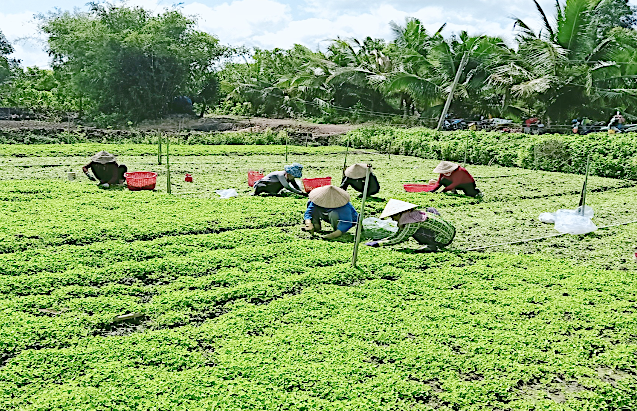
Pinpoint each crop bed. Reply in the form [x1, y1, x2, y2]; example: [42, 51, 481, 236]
[1, 144, 636, 410]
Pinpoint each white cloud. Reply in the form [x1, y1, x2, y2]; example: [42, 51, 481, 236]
[0, 11, 48, 67]
[184, 0, 292, 45]
[4, 0, 637, 67]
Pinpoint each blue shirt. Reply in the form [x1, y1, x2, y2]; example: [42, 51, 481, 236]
[304, 202, 359, 233]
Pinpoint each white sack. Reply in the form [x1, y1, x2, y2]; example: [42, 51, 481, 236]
[215, 189, 239, 199]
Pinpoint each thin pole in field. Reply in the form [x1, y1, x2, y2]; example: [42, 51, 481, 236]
[158, 131, 162, 165]
[166, 134, 171, 194]
[388, 141, 391, 160]
[352, 164, 372, 268]
[285, 132, 288, 163]
[342, 136, 349, 177]
[579, 155, 591, 215]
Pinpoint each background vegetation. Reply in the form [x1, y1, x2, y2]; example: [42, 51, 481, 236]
[2, 0, 637, 125]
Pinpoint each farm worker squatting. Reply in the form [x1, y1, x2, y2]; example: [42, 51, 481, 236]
[340, 163, 380, 196]
[82, 151, 128, 188]
[303, 185, 358, 240]
[428, 161, 482, 198]
[366, 199, 456, 253]
[252, 163, 307, 196]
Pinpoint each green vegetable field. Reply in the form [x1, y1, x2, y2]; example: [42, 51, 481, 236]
[1, 144, 636, 410]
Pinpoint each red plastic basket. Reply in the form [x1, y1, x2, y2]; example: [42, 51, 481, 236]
[302, 177, 332, 193]
[124, 172, 157, 191]
[248, 171, 265, 187]
[403, 183, 437, 193]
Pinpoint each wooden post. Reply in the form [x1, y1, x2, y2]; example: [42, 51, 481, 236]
[437, 53, 469, 131]
[352, 165, 372, 268]
[285, 133, 288, 163]
[166, 134, 171, 194]
[579, 155, 591, 215]
[342, 137, 349, 177]
[158, 132, 162, 165]
[388, 141, 391, 160]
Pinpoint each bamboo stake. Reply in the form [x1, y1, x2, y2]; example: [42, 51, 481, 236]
[157, 132, 162, 165]
[352, 164, 372, 267]
[285, 132, 288, 163]
[579, 155, 591, 215]
[342, 136, 349, 177]
[166, 134, 171, 194]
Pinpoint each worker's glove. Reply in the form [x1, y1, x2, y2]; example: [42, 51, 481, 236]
[426, 207, 440, 216]
[84, 171, 96, 182]
[365, 241, 380, 247]
[428, 179, 437, 185]
[100, 183, 110, 188]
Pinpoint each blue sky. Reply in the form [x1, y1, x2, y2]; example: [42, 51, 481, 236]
[2, 0, 636, 67]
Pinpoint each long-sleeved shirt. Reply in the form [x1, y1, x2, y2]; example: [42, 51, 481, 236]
[86, 162, 120, 184]
[340, 173, 380, 196]
[380, 214, 455, 246]
[431, 166, 475, 192]
[304, 202, 359, 233]
[258, 171, 304, 195]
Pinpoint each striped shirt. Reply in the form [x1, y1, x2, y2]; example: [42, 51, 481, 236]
[380, 215, 455, 246]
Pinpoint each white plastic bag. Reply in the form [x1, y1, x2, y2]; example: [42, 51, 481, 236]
[215, 189, 238, 199]
[553, 207, 597, 235]
[363, 217, 398, 233]
[539, 206, 597, 235]
[538, 212, 555, 223]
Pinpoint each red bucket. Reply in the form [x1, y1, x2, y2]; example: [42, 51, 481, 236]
[124, 172, 157, 191]
[302, 177, 332, 193]
[404, 183, 437, 193]
[248, 171, 265, 187]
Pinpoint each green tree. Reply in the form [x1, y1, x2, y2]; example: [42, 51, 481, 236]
[41, 3, 226, 122]
[507, 0, 637, 120]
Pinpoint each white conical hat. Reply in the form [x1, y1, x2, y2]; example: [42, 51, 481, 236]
[433, 161, 459, 174]
[344, 163, 369, 179]
[91, 151, 116, 164]
[308, 185, 350, 208]
[380, 199, 418, 219]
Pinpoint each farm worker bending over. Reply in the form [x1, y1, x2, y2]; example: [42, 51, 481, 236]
[366, 199, 455, 253]
[340, 163, 380, 196]
[252, 163, 307, 196]
[429, 161, 482, 198]
[303, 185, 358, 240]
[82, 151, 127, 188]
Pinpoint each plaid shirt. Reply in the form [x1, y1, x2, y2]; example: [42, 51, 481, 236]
[380, 215, 455, 246]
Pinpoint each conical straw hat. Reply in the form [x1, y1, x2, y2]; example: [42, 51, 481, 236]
[308, 185, 350, 208]
[433, 161, 459, 174]
[344, 163, 369, 179]
[380, 199, 418, 219]
[91, 151, 117, 164]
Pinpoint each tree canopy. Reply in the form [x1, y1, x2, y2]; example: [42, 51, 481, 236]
[3, 1, 637, 124]
[40, 3, 227, 121]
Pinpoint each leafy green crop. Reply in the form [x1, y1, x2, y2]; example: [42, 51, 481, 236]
[0, 145, 635, 410]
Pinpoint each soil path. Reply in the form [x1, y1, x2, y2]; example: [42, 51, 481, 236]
[0, 116, 360, 141]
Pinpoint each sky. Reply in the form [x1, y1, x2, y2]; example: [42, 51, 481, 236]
[1, 0, 635, 68]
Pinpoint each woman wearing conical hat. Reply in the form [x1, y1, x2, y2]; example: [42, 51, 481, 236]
[303, 185, 358, 240]
[340, 163, 380, 196]
[365, 199, 455, 252]
[82, 151, 127, 188]
[428, 161, 482, 198]
[252, 163, 307, 197]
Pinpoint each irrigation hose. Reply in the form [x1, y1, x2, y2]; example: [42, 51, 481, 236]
[465, 219, 637, 252]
